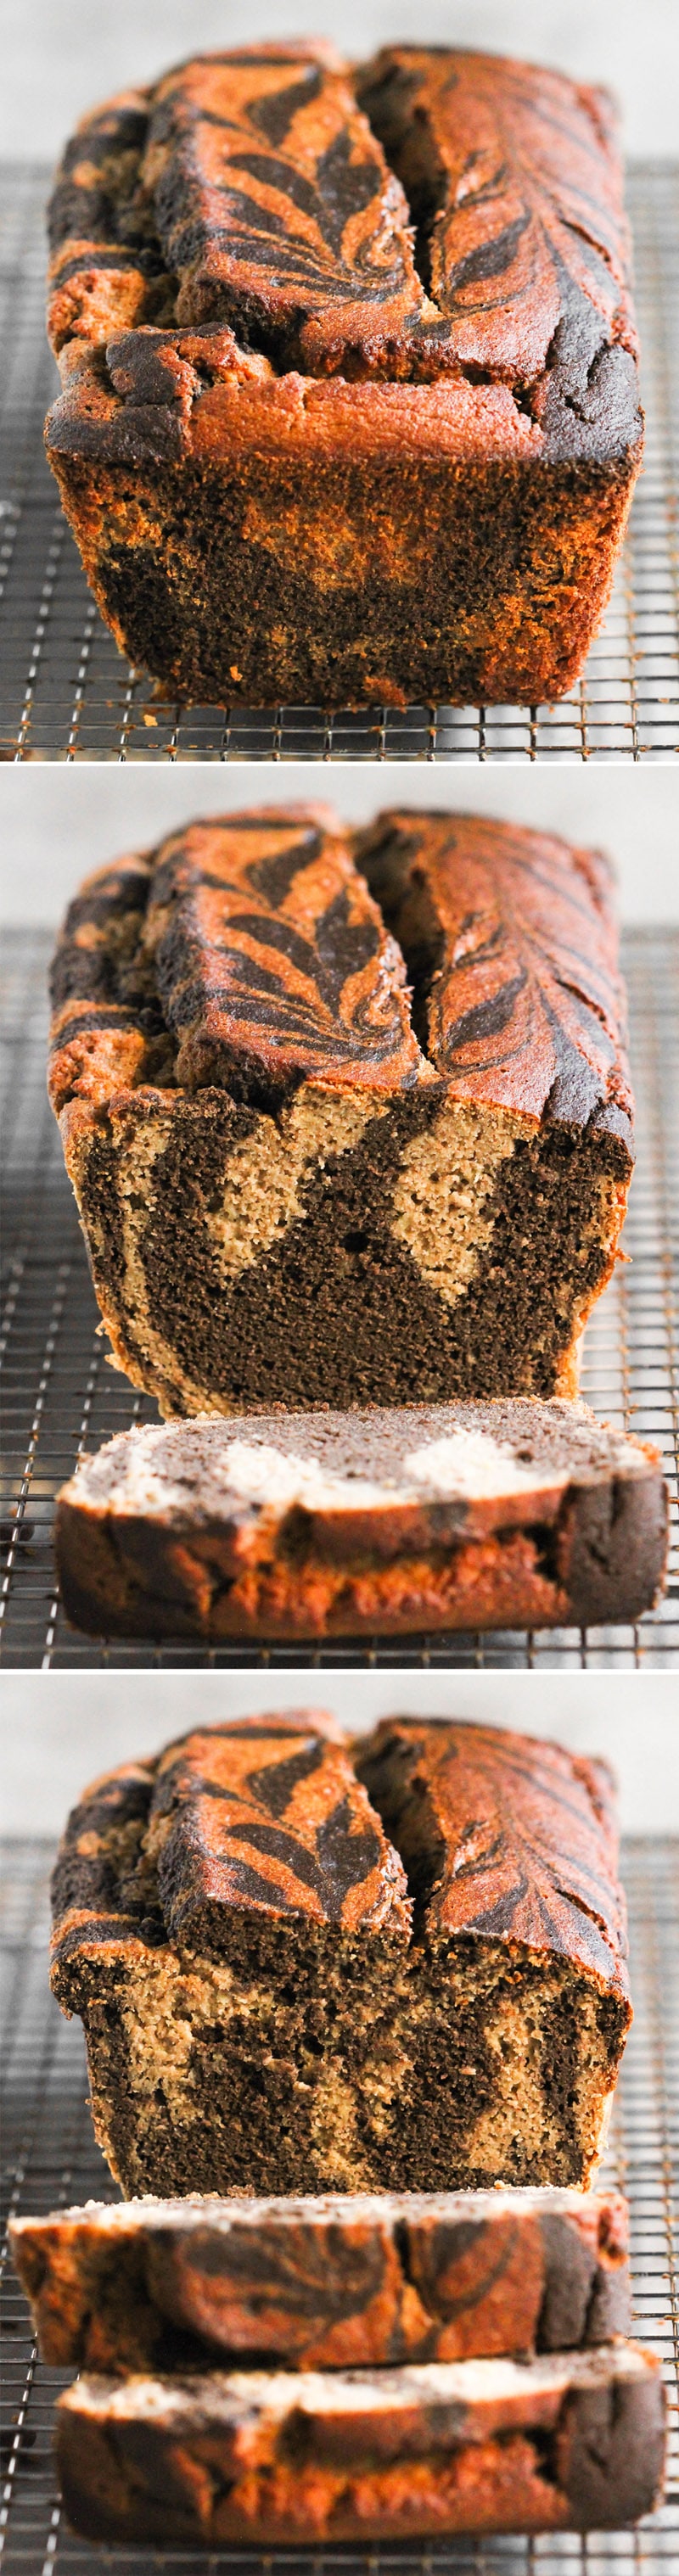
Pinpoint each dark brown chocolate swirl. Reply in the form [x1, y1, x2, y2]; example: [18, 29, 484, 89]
[357, 47, 637, 383]
[47, 90, 173, 353]
[149, 1717, 411, 1944]
[143, 42, 429, 371]
[140, 809, 429, 1097]
[357, 1719, 630, 1995]
[10, 2184, 631, 2375]
[359, 809, 633, 1139]
[47, 45, 639, 402]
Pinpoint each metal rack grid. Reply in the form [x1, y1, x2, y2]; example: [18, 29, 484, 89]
[2, 926, 677, 1671]
[1, 1833, 677, 2572]
[0, 161, 677, 761]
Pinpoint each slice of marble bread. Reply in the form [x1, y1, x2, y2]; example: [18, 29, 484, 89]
[55, 2347, 666, 2541]
[48, 1711, 631, 2198]
[10, 2183, 631, 2373]
[54, 1397, 667, 1639]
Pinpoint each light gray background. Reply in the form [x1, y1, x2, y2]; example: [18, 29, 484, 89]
[1, 1672, 676, 1837]
[3, 0, 678, 161]
[0, 764, 676, 926]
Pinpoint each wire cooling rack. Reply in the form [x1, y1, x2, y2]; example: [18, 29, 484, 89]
[1, 1834, 677, 2573]
[1, 927, 677, 1672]
[0, 161, 677, 760]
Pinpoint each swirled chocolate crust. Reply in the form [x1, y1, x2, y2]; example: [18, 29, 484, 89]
[11, 2184, 631, 2374]
[55, 2347, 665, 2541]
[357, 810, 633, 1135]
[47, 42, 636, 385]
[47, 88, 173, 356]
[49, 1715, 631, 2198]
[48, 807, 634, 1424]
[356, 49, 637, 383]
[43, 43, 643, 707]
[53, 1401, 667, 1643]
[139, 808, 425, 1097]
[144, 45, 432, 374]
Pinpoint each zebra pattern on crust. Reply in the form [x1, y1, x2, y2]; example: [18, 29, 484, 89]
[48, 43, 637, 389]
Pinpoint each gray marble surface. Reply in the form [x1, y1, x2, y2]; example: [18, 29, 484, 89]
[1, 766, 677, 925]
[1, 1672, 676, 1834]
[3, 0, 678, 162]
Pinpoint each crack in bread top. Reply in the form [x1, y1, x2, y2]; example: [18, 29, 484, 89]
[356, 1719, 629, 1996]
[140, 809, 428, 1096]
[50, 1715, 631, 2007]
[357, 48, 636, 379]
[358, 810, 633, 1137]
[48, 805, 631, 1135]
[131, 1716, 410, 1945]
[47, 42, 637, 397]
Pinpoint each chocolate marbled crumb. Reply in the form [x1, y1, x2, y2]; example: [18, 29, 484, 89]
[54, 1946, 629, 2200]
[46, 434, 641, 710]
[49, 1718, 631, 2198]
[10, 2184, 631, 2373]
[64, 1087, 631, 1418]
[55, 2348, 665, 2541]
[57, 1394, 664, 1506]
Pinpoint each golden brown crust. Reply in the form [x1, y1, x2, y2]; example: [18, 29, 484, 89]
[140, 810, 428, 1095]
[145, 43, 430, 372]
[48, 45, 637, 395]
[53, 1398, 668, 1645]
[48, 809, 631, 1127]
[149, 1718, 411, 1943]
[357, 48, 637, 379]
[47, 88, 171, 356]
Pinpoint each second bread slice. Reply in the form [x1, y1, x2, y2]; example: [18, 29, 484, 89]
[11, 2184, 631, 2372]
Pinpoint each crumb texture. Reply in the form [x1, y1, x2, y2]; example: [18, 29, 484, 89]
[49, 1715, 631, 2200]
[48, 806, 635, 1426]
